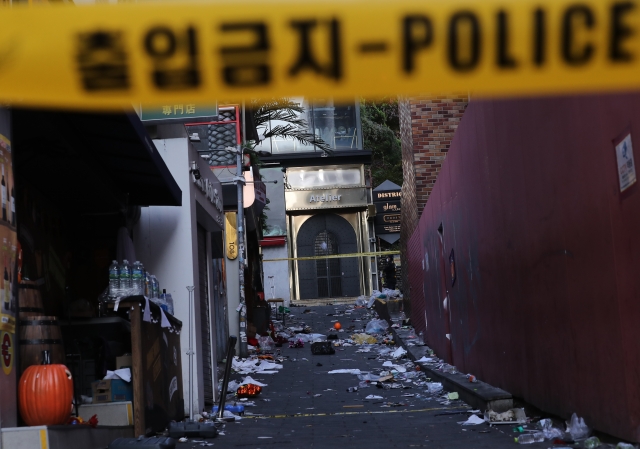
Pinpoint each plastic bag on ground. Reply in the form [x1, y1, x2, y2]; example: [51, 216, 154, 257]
[352, 333, 377, 344]
[566, 413, 591, 440]
[355, 296, 369, 306]
[294, 333, 327, 342]
[426, 382, 443, 394]
[365, 319, 389, 334]
[258, 336, 275, 351]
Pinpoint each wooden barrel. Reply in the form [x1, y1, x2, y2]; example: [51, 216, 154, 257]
[19, 316, 65, 373]
[18, 281, 44, 320]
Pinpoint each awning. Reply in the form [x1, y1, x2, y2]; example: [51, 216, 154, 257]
[13, 108, 182, 214]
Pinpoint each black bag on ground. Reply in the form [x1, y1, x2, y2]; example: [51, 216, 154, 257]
[108, 436, 176, 449]
[168, 421, 218, 438]
[311, 341, 335, 355]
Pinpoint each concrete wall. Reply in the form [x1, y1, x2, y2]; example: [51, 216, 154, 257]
[262, 244, 291, 306]
[408, 93, 640, 442]
[134, 138, 216, 415]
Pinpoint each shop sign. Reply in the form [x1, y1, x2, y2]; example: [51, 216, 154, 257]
[374, 190, 401, 201]
[374, 200, 401, 214]
[138, 103, 219, 125]
[285, 187, 367, 211]
[375, 212, 401, 227]
[193, 175, 223, 214]
[375, 223, 400, 234]
[225, 212, 238, 260]
[192, 154, 224, 228]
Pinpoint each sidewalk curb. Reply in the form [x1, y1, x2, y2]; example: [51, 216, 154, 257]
[390, 327, 513, 413]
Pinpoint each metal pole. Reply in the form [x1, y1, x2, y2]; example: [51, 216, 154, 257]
[235, 145, 248, 358]
[186, 285, 195, 421]
[216, 335, 237, 421]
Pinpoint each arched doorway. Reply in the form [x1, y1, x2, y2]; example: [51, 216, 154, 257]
[296, 214, 360, 299]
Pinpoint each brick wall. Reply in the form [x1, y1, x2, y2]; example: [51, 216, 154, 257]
[399, 95, 467, 313]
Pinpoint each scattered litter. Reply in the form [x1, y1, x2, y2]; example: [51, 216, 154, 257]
[365, 395, 383, 400]
[461, 414, 485, 426]
[426, 382, 443, 394]
[382, 361, 407, 373]
[294, 333, 327, 342]
[365, 319, 389, 334]
[447, 392, 459, 400]
[240, 376, 267, 387]
[258, 436, 273, 439]
[415, 356, 434, 363]
[485, 408, 527, 424]
[352, 333, 377, 345]
[313, 394, 322, 397]
[566, 412, 592, 440]
[328, 369, 362, 374]
[232, 357, 283, 374]
[392, 347, 407, 359]
[179, 437, 188, 443]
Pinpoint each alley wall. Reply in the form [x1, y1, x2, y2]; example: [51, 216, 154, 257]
[408, 93, 640, 442]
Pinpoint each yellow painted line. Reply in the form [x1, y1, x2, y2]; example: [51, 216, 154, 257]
[244, 406, 469, 419]
[0, 0, 639, 109]
[263, 251, 400, 262]
[127, 402, 134, 425]
[39, 429, 48, 449]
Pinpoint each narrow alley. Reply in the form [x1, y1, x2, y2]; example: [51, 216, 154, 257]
[177, 304, 556, 449]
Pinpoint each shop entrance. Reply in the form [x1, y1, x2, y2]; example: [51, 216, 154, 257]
[297, 214, 360, 299]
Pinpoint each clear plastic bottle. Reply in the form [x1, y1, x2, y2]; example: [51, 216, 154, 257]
[515, 432, 545, 444]
[144, 272, 150, 297]
[165, 291, 174, 315]
[108, 260, 119, 296]
[583, 437, 601, 449]
[150, 275, 159, 298]
[131, 261, 144, 295]
[119, 260, 132, 290]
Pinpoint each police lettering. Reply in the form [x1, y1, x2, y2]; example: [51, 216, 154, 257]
[402, 2, 640, 73]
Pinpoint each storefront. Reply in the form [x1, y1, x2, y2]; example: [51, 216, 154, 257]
[134, 140, 225, 413]
[0, 106, 184, 446]
[285, 165, 373, 301]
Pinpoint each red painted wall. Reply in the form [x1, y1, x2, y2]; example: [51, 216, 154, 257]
[408, 93, 640, 442]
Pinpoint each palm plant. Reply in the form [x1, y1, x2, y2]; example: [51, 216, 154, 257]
[248, 98, 331, 153]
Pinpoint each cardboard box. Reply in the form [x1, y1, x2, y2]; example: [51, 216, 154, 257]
[92, 379, 133, 404]
[116, 355, 133, 369]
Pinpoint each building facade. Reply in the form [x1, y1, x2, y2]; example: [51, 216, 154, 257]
[258, 99, 374, 304]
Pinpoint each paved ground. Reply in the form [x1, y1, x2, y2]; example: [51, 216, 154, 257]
[175, 304, 547, 449]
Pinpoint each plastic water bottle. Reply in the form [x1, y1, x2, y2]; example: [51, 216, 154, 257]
[165, 292, 174, 315]
[119, 260, 131, 290]
[150, 275, 159, 298]
[584, 437, 601, 449]
[131, 261, 144, 295]
[212, 404, 244, 415]
[515, 432, 545, 444]
[108, 260, 119, 296]
[144, 272, 150, 297]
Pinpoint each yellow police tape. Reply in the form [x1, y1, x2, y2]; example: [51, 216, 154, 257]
[243, 406, 468, 420]
[1, 0, 640, 109]
[263, 250, 399, 262]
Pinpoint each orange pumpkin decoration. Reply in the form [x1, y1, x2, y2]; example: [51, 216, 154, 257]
[19, 350, 73, 426]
